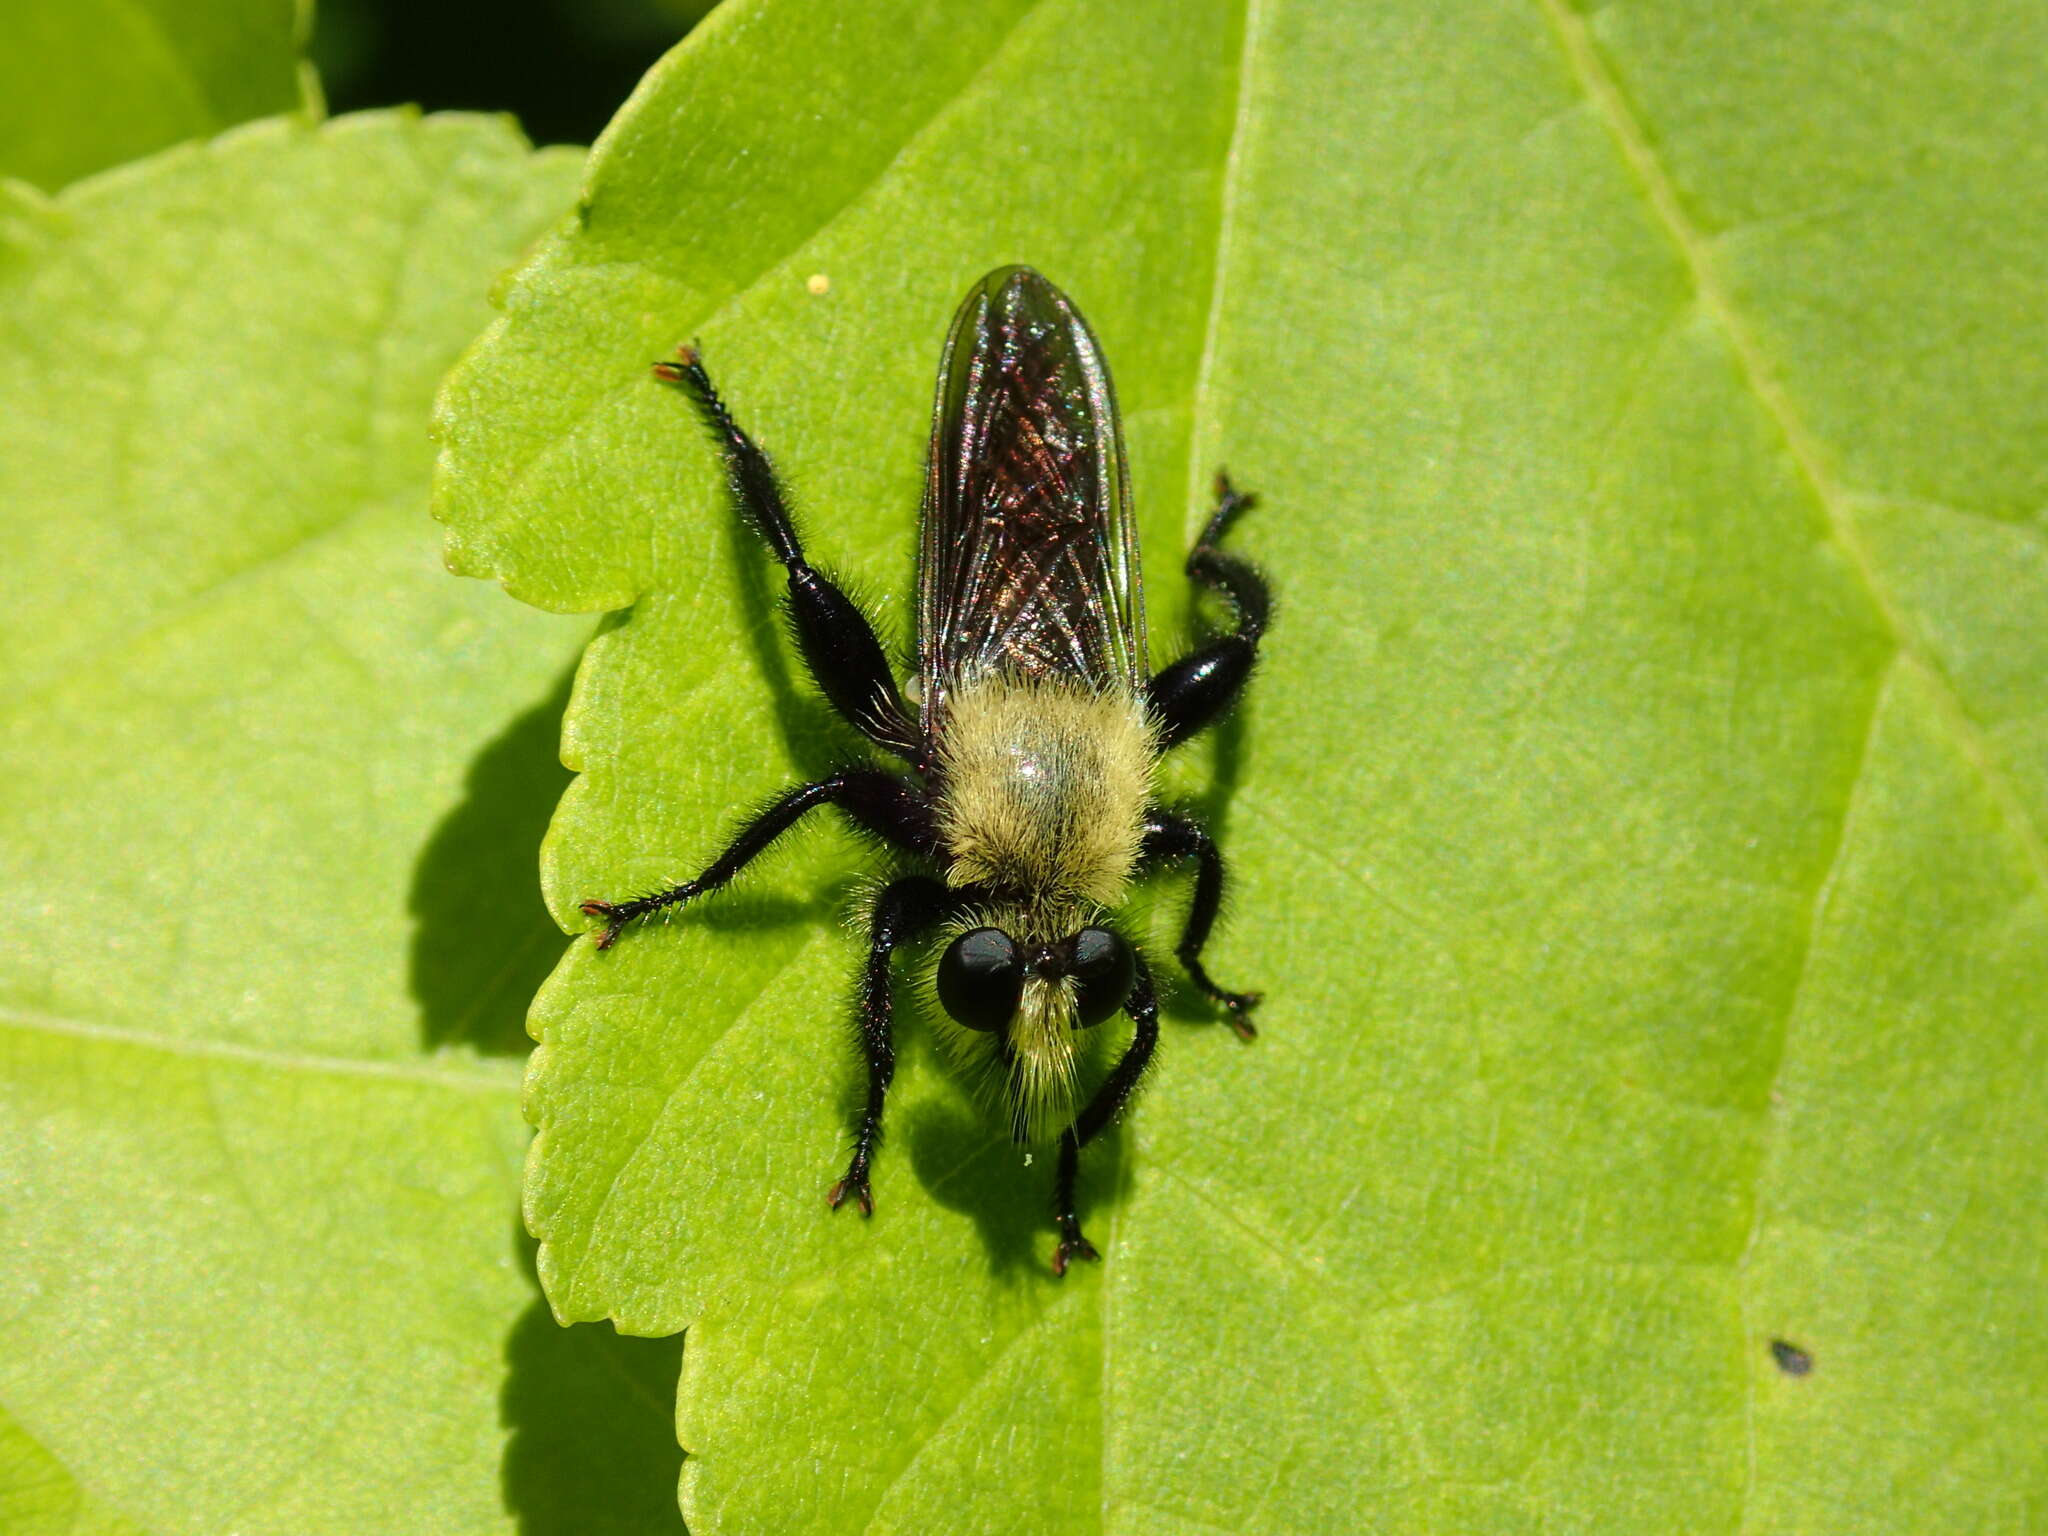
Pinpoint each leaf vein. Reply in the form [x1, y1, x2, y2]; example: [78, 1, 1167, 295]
[1156, 1164, 1445, 1490]
[0, 1000, 519, 1093]
[856, 1286, 1083, 1534]
[1730, 655, 1894, 1535]
[358, 127, 455, 506]
[104, 0, 219, 127]
[1845, 490, 2048, 550]
[573, 930, 833, 1286]
[0, 1392, 150, 1536]
[1534, 0, 2048, 894]
[4, 493, 406, 714]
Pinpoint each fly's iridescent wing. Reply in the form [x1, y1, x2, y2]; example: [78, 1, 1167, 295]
[916, 267, 1144, 731]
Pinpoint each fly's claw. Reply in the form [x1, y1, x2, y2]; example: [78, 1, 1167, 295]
[1185, 956, 1262, 1040]
[581, 881, 701, 948]
[828, 1167, 875, 1218]
[650, 342, 703, 385]
[579, 899, 628, 949]
[1199, 471, 1257, 548]
[1221, 990, 1262, 1041]
[1053, 1223, 1099, 1278]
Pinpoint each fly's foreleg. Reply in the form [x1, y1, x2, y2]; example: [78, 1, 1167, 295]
[1140, 809, 1260, 1037]
[1052, 952, 1160, 1275]
[828, 874, 954, 1217]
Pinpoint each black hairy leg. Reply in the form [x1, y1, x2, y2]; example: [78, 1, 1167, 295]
[1052, 951, 1160, 1275]
[828, 874, 958, 1217]
[1141, 809, 1260, 1039]
[1146, 472, 1270, 750]
[654, 346, 921, 759]
[581, 767, 936, 947]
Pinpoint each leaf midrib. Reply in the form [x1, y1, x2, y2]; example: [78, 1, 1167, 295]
[1102, 0, 1263, 1523]
[0, 1000, 519, 1093]
[1537, 7, 2045, 1533]
[1536, 0, 2048, 889]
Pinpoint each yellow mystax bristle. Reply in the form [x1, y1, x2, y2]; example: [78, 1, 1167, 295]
[1006, 974, 1082, 1144]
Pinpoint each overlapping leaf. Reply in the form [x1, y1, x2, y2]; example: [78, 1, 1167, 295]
[0, 111, 691, 1534]
[0, 0, 309, 189]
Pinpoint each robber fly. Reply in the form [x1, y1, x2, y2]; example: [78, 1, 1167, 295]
[582, 267, 1271, 1274]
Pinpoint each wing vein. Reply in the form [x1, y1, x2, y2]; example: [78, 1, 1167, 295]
[918, 268, 1144, 724]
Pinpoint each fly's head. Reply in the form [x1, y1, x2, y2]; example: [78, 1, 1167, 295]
[929, 899, 1136, 1144]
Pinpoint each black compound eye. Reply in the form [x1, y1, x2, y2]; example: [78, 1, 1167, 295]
[937, 927, 1023, 1032]
[1068, 927, 1135, 1030]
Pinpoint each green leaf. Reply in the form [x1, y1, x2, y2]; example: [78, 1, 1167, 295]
[0, 0, 313, 191]
[0, 1402, 146, 1536]
[437, 0, 2048, 1529]
[0, 110, 690, 1534]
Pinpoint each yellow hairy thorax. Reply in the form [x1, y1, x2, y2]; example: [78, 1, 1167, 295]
[929, 674, 1158, 1143]
[933, 673, 1156, 917]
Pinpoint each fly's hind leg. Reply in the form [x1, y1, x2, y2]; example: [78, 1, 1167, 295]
[1145, 473, 1270, 750]
[654, 346, 920, 760]
[828, 874, 955, 1217]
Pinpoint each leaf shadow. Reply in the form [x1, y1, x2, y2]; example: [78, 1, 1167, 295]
[406, 663, 689, 1528]
[410, 660, 579, 1055]
[901, 1079, 1131, 1284]
[900, 1101, 1040, 1280]
[1189, 689, 1249, 835]
[501, 1230, 687, 1536]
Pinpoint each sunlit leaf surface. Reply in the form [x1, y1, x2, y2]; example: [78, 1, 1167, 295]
[437, 1, 2048, 1530]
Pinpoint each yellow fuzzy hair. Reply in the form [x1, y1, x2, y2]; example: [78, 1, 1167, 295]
[929, 675, 1157, 1142]
[935, 675, 1155, 909]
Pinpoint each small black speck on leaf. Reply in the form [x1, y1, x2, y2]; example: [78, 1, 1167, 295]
[1770, 1339, 1815, 1377]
